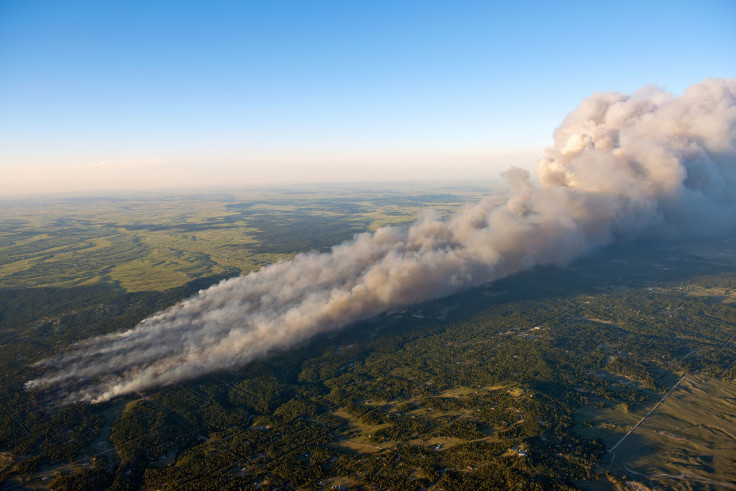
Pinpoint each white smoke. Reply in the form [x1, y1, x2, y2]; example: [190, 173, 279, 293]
[27, 78, 736, 404]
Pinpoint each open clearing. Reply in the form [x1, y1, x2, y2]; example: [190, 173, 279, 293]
[685, 286, 736, 304]
[609, 375, 736, 489]
[332, 408, 393, 453]
[576, 401, 645, 449]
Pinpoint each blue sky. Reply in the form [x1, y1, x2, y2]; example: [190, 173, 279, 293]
[0, 0, 734, 195]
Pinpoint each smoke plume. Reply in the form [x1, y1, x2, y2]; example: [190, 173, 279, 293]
[27, 78, 736, 404]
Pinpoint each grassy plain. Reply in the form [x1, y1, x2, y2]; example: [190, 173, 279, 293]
[607, 375, 736, 489]
[0, 184, 498, 292]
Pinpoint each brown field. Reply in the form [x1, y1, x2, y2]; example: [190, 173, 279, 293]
[685, 286, 736, 304]
[608, 375, 736, 490]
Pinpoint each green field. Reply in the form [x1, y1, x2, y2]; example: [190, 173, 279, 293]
[0, 185, 499, 292]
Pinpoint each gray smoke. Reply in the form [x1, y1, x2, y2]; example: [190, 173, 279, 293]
[27, 78, 736, 404]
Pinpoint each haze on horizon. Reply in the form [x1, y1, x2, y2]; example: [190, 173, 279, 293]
[1, 0, 734, 196]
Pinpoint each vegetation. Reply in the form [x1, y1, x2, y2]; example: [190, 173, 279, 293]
[0, 188, 734, 489]
[0, 187, 490, 292]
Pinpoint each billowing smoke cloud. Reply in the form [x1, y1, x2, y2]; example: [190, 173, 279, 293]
[28, 78, 736, 404]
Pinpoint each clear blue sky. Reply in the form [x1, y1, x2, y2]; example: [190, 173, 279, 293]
[1, 0, 734, 195]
